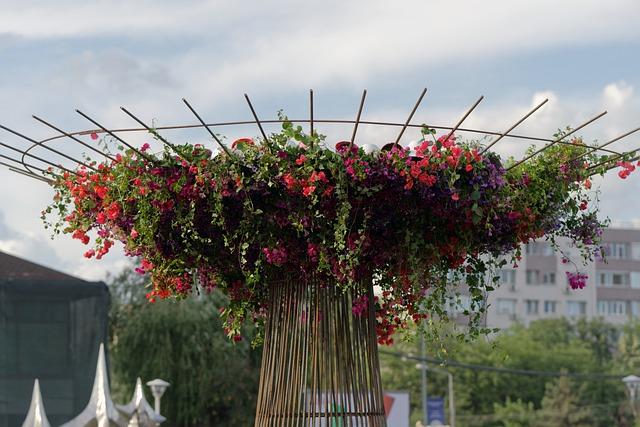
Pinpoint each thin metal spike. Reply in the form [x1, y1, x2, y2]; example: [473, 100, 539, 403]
[445, 95, 484, 140]
[349, 90, 367, 150]
[480, 98, 549, 154]
[244, 94, 270, 143]
[32, 115, 116, 162]
[75, 109, 155, 163]
[0, 140, 76, 175]
[8, 167, 52, 184]
[570, 125, 640, 163]
[181, 98, 233, 156]
[394, 88, 428, 147]
[588, 147, 639, 172]
[119, 106, 182, 153]
[0, 124, 96, 170]
[310, 89, 314, 141]
[508, 111, 608, 171]
[0, 152, 47, 173]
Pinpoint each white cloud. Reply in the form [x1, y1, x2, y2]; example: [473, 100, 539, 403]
[603, 81, 634, 108]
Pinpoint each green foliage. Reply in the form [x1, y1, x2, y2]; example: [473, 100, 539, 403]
[493, 398, 538, 427]
[538, 374, 591, 427]
[380, 318, 632, 427]
[108, 265, 260, 426]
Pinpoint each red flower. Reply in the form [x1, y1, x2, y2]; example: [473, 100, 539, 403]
[84, 249, 95, 258]
[141, 143, 151, 152]
[451, 193, 460, 201]
[296, 155, 307, 165]
[96, 212, 107, 224]
[465, 164, 473, 172]
[283, 174, 297, 190]
[303, 185, 317, 197]
[584, 179, 592, 189]
[107, 202, 120, 220]
[94, 185, 108, 199]
[90, 132, 99, 140]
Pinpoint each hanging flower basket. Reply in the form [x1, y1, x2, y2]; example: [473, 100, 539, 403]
[32, 93, 636, 426]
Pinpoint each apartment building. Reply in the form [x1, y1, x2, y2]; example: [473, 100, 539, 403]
[480, 227, 640, 329]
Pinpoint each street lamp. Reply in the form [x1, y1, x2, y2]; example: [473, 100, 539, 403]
[623, 375, 640, 417]
[146, 379, 170, 415]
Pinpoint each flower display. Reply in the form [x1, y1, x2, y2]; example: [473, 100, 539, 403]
[42, 117, 631, 343]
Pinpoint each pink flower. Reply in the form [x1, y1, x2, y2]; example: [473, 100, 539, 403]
[141, 143, 151, 152]
[130, 228, 139, 238]
[566, 271, 588, 290]
[84, 249, 95, 258]
[451, 193, 460, 201]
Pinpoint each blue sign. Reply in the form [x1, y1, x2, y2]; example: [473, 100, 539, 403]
[427, 397, 445, 424]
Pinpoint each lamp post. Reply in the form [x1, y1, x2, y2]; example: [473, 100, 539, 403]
[623, 375, 640, 418]
[414, 362, 456, 427]
[146, 379, 170, 416]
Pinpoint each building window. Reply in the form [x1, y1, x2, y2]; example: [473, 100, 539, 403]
[525, 300, 539, 315]
[544, 300, 557, 314]
[597, 271, 630, 287]
[597, 300, 627, 316]
[498, 269, 516, 285]
[566, 301, 587, 316]
[497, 299, 516, 315]
[526, 270, 539, 285]
[525, 241, 554, 256]
[632, 301, 640, 317]
[542, 272, 556, 285]
[631, 272, 640, 289]
[602, 242, 629, 259]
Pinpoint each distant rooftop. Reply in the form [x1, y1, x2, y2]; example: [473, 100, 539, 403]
[0, 250, 86, 282]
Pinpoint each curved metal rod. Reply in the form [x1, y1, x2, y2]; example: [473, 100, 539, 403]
[480, 98, 548, 155]
[349, 90, 367, 149]
[0, 124, 95, 171]
[507, 111, 608, 171]
[32, 115, 116, 162]
[444, 95, 484, 141]
[394, 88, 428, 147]
[34, 119, 572, 146]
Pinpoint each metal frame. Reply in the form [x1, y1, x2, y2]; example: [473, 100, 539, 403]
[1, 90, 637, 183]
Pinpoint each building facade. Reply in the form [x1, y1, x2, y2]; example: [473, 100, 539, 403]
[481, 227, 640, 329]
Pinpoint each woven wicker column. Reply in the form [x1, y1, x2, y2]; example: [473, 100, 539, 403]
[255, 278, 386, 426]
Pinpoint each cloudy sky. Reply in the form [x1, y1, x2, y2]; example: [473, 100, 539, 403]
[1, 0, 639, 281]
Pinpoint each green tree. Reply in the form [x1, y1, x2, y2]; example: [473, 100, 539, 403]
[493, 398, 538, 427]
[538, 374, 591, 427]
[107, 264, 261, 426]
